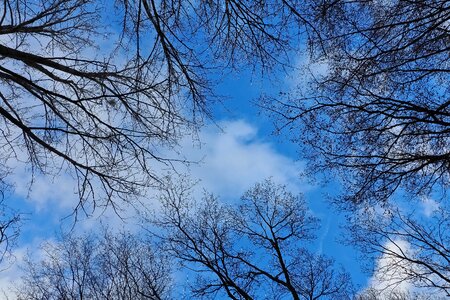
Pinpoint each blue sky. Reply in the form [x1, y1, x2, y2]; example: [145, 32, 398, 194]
[0, 50, 374, 297]
[1, 2, 447, 299]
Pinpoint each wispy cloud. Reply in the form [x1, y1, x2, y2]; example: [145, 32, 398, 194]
[181, 119, 307, 200]
[420, 197, 439, 217]
[367, 239, 413, 295]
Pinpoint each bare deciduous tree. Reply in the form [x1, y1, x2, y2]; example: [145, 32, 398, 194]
[1, 0, 194, 213]
[17, 229, 171, 300]
[0, 175, 19, 266]
[355, 288, 440, 300]
[349, 206, 450, 297]
[267, 0, 450, 205]
[152, 179, 353, 299]
[0, 0, 314, 215]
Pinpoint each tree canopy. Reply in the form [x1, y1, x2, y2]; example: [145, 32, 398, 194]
[268, 0, 450, 205]
[0, 0, 309, 213]
[17, 229, 172, 299]
[2, 0, 450, 298]
[151, 179, 353, 299]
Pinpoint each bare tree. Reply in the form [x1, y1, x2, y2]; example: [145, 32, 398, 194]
[266, 0, 450, 205]
[16, 229, 171, 300]
[0, 0, 317, 215]
[349, 205, 450, 297]
[1, 0, 195, 213]
[0, 0, 320, 216]
[152, 179, 353, 299]
[0, 207, 19, 268]
[0, 175, 20, 267]
[355, 288, 440, 300]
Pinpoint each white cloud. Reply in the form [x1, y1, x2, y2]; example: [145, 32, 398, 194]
[363, 239, 415, 299]
[4, 119, 306, 230]
[181, 120, 307, 200]
[420, 197, 439, 217]
[2, 236, 68, 300]
[0, 240, 50, 299]
[288, 50, 329, 89]
[9, 167, 78, 212]
[73, 119, 307, 232]
[2, 118, 305, 227]
[0, 125, 80, 212]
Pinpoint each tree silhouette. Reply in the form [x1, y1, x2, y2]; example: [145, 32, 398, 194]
[350, 205, 450, 297]
[17, 229, 171, 300]
[152, 179, 353, 299]
[268, 0, 450, 205]
[0, 0, 313, 214]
